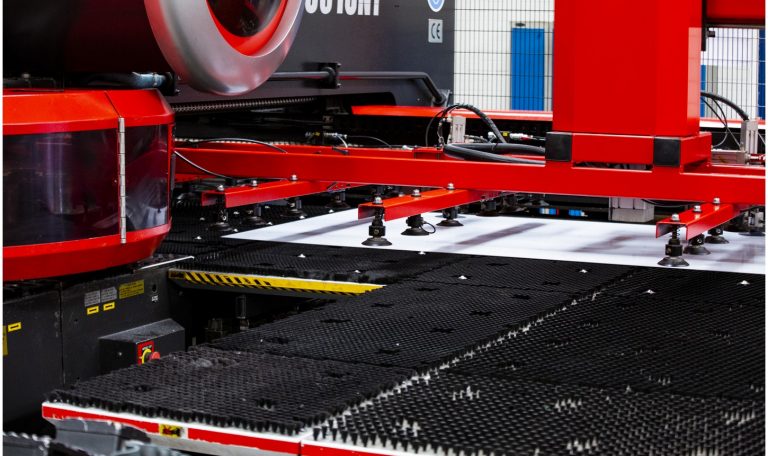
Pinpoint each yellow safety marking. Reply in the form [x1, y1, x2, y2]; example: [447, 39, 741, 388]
[158, 424, 184, 438]
[103, 302, 116, 311]
[119, 280, 145, 299]
[7, 322, 22, 332]
[86, 305, 100, 315]
[168, 270, 383, 295]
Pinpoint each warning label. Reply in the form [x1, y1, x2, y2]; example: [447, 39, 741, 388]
[119, 280, 145, 299]
[101, 287, 117, 302]
[84, 290, 101, 307]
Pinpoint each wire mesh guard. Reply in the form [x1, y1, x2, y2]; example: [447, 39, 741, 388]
[454, 0, 765, 120]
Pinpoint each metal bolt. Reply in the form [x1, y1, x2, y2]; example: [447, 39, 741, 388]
[373, 196, 383, 205]
[693, 205, 702, 213]
[290, 174, 298, 182]
[713, 197, 721, 205]
[411, 189, 422, 198]
[250, 179, 258, 187]
[671, 213, 680, 222]
[447, 183, 455, 191]
[216, 184, 225, 192]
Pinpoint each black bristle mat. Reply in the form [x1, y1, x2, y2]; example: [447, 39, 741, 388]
[414, 256, 634, 295]
[209, 283, 572, 369]
[314, 371, 764, 456]
[600, 267, 765, 306]
[48, 346, 410, 436]
[451, 294, 764, 401]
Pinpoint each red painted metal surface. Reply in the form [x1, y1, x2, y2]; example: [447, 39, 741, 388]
[656, 203, 745, 240]
[42, 405, 160, 435]
[706, 0, 765, 26]
[3, 89, 174, 281]
[106, 89, 175, 127]
[4, 90, 118, 135]
[42, 403, 300, 454]
[175, 146, 765, 205]
[4, 224, 171, 281]
[359, 189, 501, 221]
[554, 0, 702, 138]
[201, 180, 357, 208]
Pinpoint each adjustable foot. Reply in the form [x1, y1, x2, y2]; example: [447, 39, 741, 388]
[282, 197, 307, 219]
[325, 192, 350, 209]
[438, 207, 463, 227]
[705, 225, 729, 244]
[242, 204, 267, 227]
[362, 209, 392, 246]
[209, 208, 234, 233]
[684, 234, 710, 255]
[402, 215, 431, 236]
[658, 229, 689, 267]
[478, 199, 500, 217]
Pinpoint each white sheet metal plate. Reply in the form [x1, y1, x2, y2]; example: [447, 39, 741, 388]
[226, 211, 765, 274]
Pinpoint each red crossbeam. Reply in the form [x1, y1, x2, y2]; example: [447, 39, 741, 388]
[176, 146, 764, 206]
[201, 180, 356, 208]
[358, 189, 501, 221]
[656, 203, 745, 240]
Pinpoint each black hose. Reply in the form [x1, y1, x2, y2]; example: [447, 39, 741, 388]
[701, 91, 750, 121]
[459, 142, 545, 155]
[443, 143, 544, 164]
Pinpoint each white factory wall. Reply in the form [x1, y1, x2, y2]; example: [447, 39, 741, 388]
[453, 1, 765, 120]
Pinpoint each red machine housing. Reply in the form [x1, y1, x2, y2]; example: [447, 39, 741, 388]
[3, 89, 174, 281]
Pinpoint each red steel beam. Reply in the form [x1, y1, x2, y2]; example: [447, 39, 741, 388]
[656, 203, 745, 240]
[358, 189, 501, 221]
[201, 180, 356, 208]
[176, 147, 765, 205]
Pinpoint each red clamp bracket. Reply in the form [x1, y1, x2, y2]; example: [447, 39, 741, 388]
[202, 180, 357, 208]
[358, 188, 501, 222]
[656, 202, 745, 240]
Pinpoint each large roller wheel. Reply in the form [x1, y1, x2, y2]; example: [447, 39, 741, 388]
[145, 0, 303, 95]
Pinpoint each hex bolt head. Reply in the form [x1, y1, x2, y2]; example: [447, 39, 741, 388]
[447, 183, 455, 191]
[671, 213, 680, 222]
[290, 174, 298, 182]
[411, 189, 421, 198]
[713, 197, 721, 205]
[216, 184, 225, 192]
[373, 196, 383, 205]
[693, 205, 702, 213]
[250, 179, 258, 187]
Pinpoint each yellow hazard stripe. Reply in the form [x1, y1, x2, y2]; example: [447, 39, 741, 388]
[168, 270, 382, 295]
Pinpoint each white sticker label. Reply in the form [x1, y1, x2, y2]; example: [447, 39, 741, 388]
[101, 287, 117, 303]
[84, 290, 101, 307]
[428, 19, 443, 43]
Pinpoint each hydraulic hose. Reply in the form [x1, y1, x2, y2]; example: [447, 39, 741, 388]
[443, 143, 545, 164]
[701, 91, 750, 121]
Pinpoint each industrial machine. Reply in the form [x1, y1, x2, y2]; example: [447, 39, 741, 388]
[3, 0, 765, 454]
